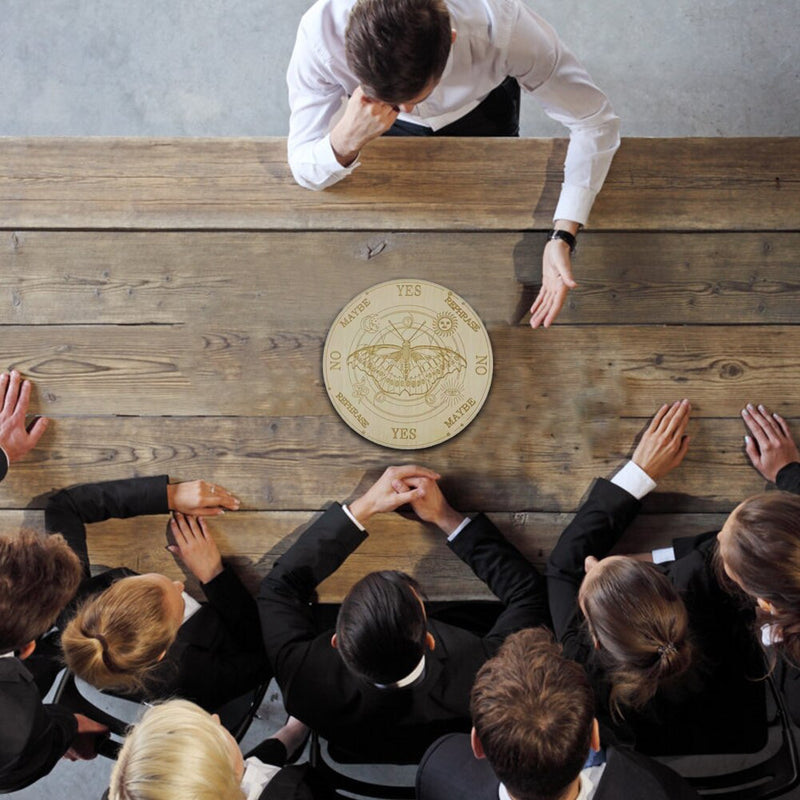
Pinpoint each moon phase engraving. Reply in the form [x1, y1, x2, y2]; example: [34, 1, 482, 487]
[323, 280, 493, 450]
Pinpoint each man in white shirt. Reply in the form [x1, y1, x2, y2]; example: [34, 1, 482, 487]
[286, 0, 620, 328]
[416, 627, 700, 800]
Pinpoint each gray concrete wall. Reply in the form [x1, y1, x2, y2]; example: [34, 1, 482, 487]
[2, 0, 798, 137]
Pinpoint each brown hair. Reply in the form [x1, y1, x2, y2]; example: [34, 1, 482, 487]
[345, 0, 452, 105]
[471, 628, 594, 800]
[336, 570, 427, 685]
[0, 530, 82, 653]
[719, 492, 800, 666]
[579, 558, 693, 719]
[61, 576, 180, 694]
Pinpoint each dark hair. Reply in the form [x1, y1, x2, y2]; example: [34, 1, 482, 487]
[336, 570, 427, 685]
[0, 529, 83, 652]
[345, 0, 452, 105]
[579, 557, 693, 719]
[719, 492, 800, 666]
[471, 628, 594, 800]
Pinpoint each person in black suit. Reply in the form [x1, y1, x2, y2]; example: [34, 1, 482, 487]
[258, 465, 548, 763]
[48, 476, 268, 710]
[546, 400, 764, 754]
[416, 627, 699, 800]
[0, 530, 109, 791]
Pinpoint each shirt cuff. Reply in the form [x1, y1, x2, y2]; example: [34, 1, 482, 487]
[314, 134, 360, 180]
[553, 183, 596, 228]
[446, 516, 472, 542]
[611, 461, 657, 500]
[652, 546, 676, 564]
[341, 503, 366, 531]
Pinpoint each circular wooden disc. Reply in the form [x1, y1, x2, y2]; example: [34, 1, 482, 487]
[323, 280, 493, 450]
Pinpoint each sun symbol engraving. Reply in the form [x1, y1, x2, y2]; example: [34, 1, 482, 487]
[433, 311, 458, 336]
[441, 379, 466, 407]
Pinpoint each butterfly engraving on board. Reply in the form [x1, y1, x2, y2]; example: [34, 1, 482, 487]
[347, 319, 466, 399]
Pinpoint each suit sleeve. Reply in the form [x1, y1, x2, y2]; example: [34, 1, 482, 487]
[0, 448, 7, 483]
[257, 504, 367, 684]
[776, 462, 800, 494]
[546, 479, 641, 642]
[201, 566, 266, 658]
[44, 476, 170, 578]
[447, 514, 548, 651]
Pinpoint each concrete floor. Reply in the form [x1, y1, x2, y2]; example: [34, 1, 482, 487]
[3, 0, 800, 797]
[1, 0, 798, 138]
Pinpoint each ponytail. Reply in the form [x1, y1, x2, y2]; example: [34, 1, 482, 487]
[61, 576, 179, 694]
[580, 557, 693, 719]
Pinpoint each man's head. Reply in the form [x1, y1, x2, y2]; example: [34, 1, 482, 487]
[470, 628, 596, 800]
[345, 0, 453, 106]
[334, 570, 432, 686]
[0, 529, 82, 655]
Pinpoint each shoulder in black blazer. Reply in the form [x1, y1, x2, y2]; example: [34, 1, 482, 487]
[45, 476, 267, 711]
[416, 733, 700, 800]
[0, 657, 77, 792]
[258, 504, 547, 762]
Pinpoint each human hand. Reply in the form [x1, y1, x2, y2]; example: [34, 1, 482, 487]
[166, 480, 239, 516]
[167, 513, 224, 584]
[402, 475, 466, 535]
[348, 465, 441, 525]
[330, 87, 399, 166]
[631, 399, 692, 480]
[742, 403, 800, 483]
[63, 714, 109, 761]
[0, 370, 49, 463]
[529, 237, 578, 329]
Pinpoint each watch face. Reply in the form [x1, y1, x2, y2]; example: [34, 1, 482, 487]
[323, 279, 493, 450]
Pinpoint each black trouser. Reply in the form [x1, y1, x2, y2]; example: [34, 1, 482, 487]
[384, 76, 520, 137]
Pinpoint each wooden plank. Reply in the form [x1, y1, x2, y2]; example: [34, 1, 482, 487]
[2, 138, 797, 231]
[0, 417, 786, 514]
[1, 510, 728, 602]
[4, 231, 800, 326]
[2, 325, 798, 418]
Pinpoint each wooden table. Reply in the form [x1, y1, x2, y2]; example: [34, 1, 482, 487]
[1, 137, 798, 600]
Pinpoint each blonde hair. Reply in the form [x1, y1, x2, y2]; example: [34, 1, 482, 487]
[109, 699, 244, 800]
[61, 576, 180, 694]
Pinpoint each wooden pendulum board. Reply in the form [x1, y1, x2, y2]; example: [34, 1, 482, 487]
[323, 279, 494, 450]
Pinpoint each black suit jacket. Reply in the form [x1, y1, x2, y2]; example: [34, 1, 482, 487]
[416, 733, 700, 800]
[45, 476, 267, 710]
[0, 657, 77, 792]
[546, 478, 764, 754]
[258, 504, 548, 762]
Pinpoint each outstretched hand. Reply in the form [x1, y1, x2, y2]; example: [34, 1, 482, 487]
[529, 239, 578, 329]
[348, 465, 441, 525]
[742, 403, 799, 483]
[0, 370, 49, 463]
[168, 513, 224, 584]
[166, 480, 239, 516]
[631, 399, 692, 480]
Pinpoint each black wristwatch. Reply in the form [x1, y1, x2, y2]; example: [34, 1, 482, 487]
[546, 228, 577, 253]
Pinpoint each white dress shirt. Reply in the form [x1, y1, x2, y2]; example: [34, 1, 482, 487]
[287, 0, 620, 224]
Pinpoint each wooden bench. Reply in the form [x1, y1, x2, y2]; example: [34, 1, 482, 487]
[1, 137, 798, 601]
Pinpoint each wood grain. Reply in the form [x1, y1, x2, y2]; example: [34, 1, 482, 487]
[1, 510, 728, 602]
[0, 416, 783, 514]
[2, 138, 797, 231]
[4, 231, 800, 326]
[2, 325, 797, 418]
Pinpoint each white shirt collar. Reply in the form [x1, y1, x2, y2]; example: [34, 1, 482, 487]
[373, 653, 426, 689]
